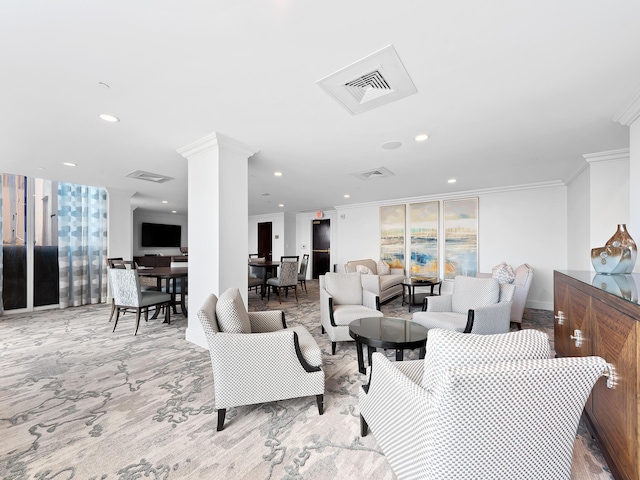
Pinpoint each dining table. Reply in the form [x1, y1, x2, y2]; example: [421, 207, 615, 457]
[248, 261, 280, 299]
[137, 266, 188, 317]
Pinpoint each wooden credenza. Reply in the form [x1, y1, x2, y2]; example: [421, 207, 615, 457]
[554, 270, 640, 480]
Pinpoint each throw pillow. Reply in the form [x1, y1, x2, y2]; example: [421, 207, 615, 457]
[215, 288, 251, 333]
[421, 328, 551, 391]
[377, 259, 391, 275]
[356, 265, 372, 275]
[492, 262, 516, 284]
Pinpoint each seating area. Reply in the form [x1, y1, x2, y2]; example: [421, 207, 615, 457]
[343, 258, 405, 303]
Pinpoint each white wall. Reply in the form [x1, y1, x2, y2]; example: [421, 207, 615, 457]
[284, 213, 297, 256]
[248, 212, 285, 260]
[567, 167, 591, 271]
[106, 188, 134, 260]
[630, 121, 640, 272]
[132, 210, 188, 257]
[589, 156, 630, 248]
[332, 183, 567, 310]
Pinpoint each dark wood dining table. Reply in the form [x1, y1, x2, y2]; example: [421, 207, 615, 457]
[248, 261, 280, 299]
[138, 266, 188, 317]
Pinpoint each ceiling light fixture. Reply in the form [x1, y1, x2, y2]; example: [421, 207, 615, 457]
[274, 172, 283, 177]
[344, 194, 350, 198]
[63, 162, 77, 167]
[381, 141, 402, 150]
[415, 134, 429, 142]
[278, 203, 284, 207]
[171, 210, 177, 214]
[162, 200, 168, 204]
[99, 114, 120, 123]
[448, 178, 457, 184]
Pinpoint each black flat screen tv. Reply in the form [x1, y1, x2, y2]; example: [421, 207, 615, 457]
[141, 222, 182, 247]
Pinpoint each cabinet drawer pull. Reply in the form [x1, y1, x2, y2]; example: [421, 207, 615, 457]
[554, 311, 565, 325]
[602, 363, 616, 389]
[570, 329, 583, 348]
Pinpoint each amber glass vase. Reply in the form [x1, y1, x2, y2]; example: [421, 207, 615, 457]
[605, 224, 637, 273]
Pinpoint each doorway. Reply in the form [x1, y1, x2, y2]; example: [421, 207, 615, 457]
[312, 219, 330, 279]
[257, 222, 272, 261]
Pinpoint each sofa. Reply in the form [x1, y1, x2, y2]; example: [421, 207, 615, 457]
[344, 259, 405, 303]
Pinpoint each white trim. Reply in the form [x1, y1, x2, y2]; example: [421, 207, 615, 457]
[177, 132, 258, 159]
[583, 148, 630, 164]
[185, 325, 208, 350]
[613, 86, 640, 126]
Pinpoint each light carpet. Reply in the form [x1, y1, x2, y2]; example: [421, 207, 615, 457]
[0, 281, 613, 479]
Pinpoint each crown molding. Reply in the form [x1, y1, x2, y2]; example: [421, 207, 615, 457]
[613, 86, 640, 126]
[177, 132, 258, 159]
[583, 148, 630, 164]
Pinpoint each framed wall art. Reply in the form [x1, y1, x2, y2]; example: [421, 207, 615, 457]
[380, 204, 405, 269]
[409, 201, 438, 278]
[443, 198, 478, 279]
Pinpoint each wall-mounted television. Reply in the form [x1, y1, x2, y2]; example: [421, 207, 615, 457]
[141, 222, 182, 247]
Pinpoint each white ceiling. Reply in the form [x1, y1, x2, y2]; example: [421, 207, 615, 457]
[2, 1, 640, 216]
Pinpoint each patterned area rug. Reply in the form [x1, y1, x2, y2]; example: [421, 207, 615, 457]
[0, 281, 613, 479]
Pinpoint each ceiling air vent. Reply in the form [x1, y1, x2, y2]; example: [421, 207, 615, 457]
[126, 170, 174, 184]
[316, 44, 417, 115]
[351, 167, 395, 181]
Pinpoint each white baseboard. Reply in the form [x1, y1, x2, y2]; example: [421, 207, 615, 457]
[526, 300, 553, 311]
[185, 326, 208, 350]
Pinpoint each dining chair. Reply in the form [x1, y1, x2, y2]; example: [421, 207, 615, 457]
[298, 254, 309, 293]
[108, 263, 172, 335]
[248, 256, 265, 293]
[106, 257, 124, 322]
[267, 260, 298, 303]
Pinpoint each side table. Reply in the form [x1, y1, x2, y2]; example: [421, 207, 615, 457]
[402, 277, 442, 312]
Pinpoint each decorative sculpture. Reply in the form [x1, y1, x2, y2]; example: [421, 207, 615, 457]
[591, 224, 637, 274]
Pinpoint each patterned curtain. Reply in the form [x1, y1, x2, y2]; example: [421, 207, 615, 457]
[58, 183, 108, 308]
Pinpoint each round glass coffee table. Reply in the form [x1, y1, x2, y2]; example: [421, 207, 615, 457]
[349, 317, 428, 374]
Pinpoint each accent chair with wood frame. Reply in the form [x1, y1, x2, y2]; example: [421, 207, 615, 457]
[319, 272, 383, 354]
[359, 328, 613, 480]
[196, 288, 325, 431]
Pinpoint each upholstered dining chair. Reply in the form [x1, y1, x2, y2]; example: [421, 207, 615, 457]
[359, 328, 613, 480]
[411, 275, 515, 335]
[107, 263, 172, 335]
[196, 288, 324, 431]
[298, 253, 309, 293]
[319, 272, 383, 354]
[266, 260, 298, 303]
[248, 256, 265, 293]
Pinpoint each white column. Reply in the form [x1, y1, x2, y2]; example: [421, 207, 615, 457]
[106, 188, 134, 260]
[614, 86, 640, 272]
[178, 132, 257, 348]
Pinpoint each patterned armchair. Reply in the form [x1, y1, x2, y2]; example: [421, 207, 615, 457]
[359, 328, 612, 480]
[196, 288, 324, 431]
[411, 275, 515, 334]
[319, 272, 383, 354]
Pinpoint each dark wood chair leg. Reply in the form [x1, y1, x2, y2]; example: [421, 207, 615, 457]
[360, 415, 369, 437]
[331, 342, 336, 355]
[109, 300, 116, 322]
[112, 308, 120, 332]
[278, 288, 282, 304]
[316, 394, 324, 415]
[217, 409, 226, 431]
[294, 285, 298, 302]
[321, 325, 325, 334]
[134, 308, 142, 335]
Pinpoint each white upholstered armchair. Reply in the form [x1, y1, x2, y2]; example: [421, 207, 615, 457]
[196, 288, 324, 431]
[359, 328, 612, 480]
[319, 272, 383, 354]
[412, 275, 515, 334]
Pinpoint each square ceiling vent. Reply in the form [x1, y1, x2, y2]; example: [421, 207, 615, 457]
[351, 166, 394, 181]
[126, 170, 174, 183]
[316, 45, 417, 115]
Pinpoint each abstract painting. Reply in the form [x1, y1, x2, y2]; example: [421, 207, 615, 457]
[409, 201, 438, 277]
[444, 198, 478, 279]
[380, 204, 405, 269]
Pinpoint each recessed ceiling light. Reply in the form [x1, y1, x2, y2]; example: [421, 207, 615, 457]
[99, 114, 120, 122]
[274, 172, 283, 177]
[381, 141, 402, 150]
[344, 194, 350, 198]
[37, 167, 45, 170]
[415, 134, 429, 142]
[278, 203, 284, 207]
[162, 200, 168, 204]
[63, 162, 77, 167]
[171, 210, 177, 214]
[448, 178, 457, 184]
